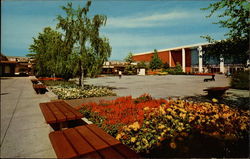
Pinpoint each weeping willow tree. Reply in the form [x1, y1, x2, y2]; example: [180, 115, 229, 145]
[28, 1, 111, 85]
[56, 1, 111, 86]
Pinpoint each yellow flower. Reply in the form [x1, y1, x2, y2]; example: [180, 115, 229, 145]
[144, 107, 149, 111]
[214, 114, 219, 119]
[161, 132, 165, 137]
[212, 98, 218, 103]
[142, 138, 148, 145]
[177, 127, 183, 132]
[167, 108, 172, 112]
[158, 124, 165, 129]
[170, 142, 177, 149]
[130, 137, 136, 143]
[123, 126, 131, 131]
[116, 133, 122, 140]
[129, 121, 140, 131]
[180, 113, 186, 119]
[166, 115, 172, 120]
[240, 124, 247, 130]
[159, 106, 166, 115]
[145, 121, 150, 125]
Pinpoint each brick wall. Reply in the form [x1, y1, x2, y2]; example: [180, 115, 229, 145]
[132, 49, 192, 72]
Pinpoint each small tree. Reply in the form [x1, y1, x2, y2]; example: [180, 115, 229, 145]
[137, 61, 147, 69]
[162, 62, 170, 69]
[124, 52, 134, 63]
[28, 27, 73, 79]
[149, 49, 163, 70]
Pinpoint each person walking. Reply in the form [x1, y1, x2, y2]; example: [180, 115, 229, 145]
[118, 70, 122, 79]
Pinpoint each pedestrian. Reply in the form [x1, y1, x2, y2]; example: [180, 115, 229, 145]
[118, 70, 122, 79]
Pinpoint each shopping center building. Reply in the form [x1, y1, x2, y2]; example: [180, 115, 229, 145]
[132, 43, 246, 73]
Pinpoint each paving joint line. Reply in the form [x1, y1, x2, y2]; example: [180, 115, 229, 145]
[0, 78, 27, 147]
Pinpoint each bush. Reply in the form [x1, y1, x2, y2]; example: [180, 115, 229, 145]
[231, 70, 249, 90]
[124, 65, 137, 75]
[165, 63, 185, 75]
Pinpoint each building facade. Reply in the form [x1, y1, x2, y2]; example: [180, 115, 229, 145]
[0, 54, 34, 76]
[132, 43, 245, 73]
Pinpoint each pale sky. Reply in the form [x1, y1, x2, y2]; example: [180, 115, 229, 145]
[1, 0, 228, 60]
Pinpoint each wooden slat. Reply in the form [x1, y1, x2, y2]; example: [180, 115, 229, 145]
[98, 147, 125, 159]
[39, 103, 56, 124]
[61, 101, 83, 119]
[63, 128, 95, 155]
[46, 103, 66, 123]
[113, 144, 141, 158]
[87, 124, 121, 146]
[75, 126, 109, 150]
[54, 102, 76, 121]
[82, 151, 102, 159]
[49, 131, 77, 159]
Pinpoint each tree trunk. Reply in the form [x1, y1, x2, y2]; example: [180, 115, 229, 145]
[79, 60, 82, 87]
[81, 66, 84, 88]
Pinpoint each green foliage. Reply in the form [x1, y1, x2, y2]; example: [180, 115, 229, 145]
[28, 27, 74, 79]
[165, 63, 184, 75]
[201, 0, 249, 65]
[203, 38, 248, 65]
[149, 49, 163, 70]
[28, 1, 111, 84]
[162, 62, 170, 69]
[201, 0, 249, 39]
[231, 70, 249, 90]
[124, 52, 134, 63]
[57, 1, 111, 85]
[79, 107, 121, 136]
[124, 65, 137, 75]
[137, 61, 148, 69]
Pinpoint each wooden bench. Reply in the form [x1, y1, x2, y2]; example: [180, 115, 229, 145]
[49, 124, 141, 158]
[31, 79, 39, 84]
[39, 101, 84, 130]
[33, 84, 47, 94]
[204, 75, 215, 82]
[203, 86, 229, 98]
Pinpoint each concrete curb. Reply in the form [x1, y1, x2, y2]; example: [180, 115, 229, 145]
[45, 87, 58, 101]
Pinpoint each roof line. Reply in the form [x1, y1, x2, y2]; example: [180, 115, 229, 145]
[133, 42, 211, 56]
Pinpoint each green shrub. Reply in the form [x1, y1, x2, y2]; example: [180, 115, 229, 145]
[124, 65, 137, 75]
[231, 70, 249, 90]
[165, 63, 185, 75]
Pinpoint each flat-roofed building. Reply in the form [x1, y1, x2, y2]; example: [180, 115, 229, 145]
[132, 43, 246, 74]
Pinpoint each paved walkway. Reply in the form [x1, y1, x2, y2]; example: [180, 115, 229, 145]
[85, 74, 230, 98]
[0, 77, 56, 158]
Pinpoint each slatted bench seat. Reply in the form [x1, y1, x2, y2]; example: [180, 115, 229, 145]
[49, 124, 141, 159]
[39, 101, 84, 130]
[31, 79, 39, 84]
[203, 86, 229, 98]
[33, 84, 47, 94]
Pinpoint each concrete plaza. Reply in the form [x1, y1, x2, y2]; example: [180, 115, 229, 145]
[0, 77, 56, 158]
[85, 74, 230, 98]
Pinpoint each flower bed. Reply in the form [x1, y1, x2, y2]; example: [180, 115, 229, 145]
[38, 77, 63, 81]
[78, 94, 250, 157]
[193, 73, 215, 76]
[42, 80, 116, 99]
